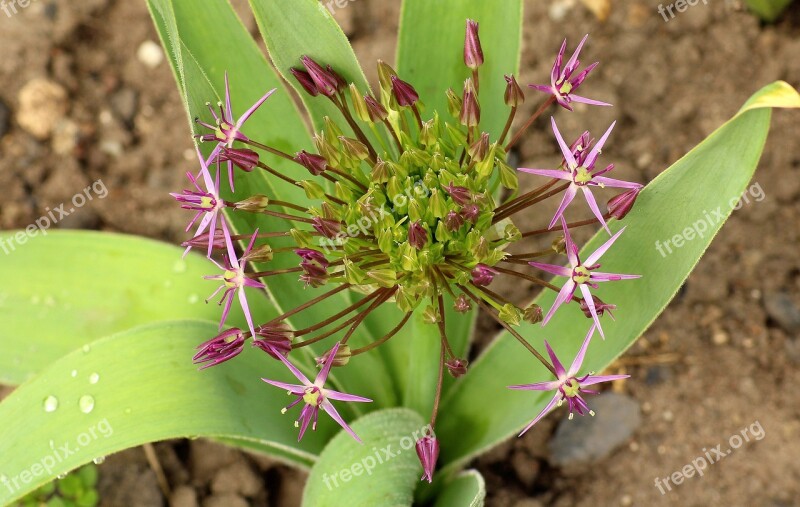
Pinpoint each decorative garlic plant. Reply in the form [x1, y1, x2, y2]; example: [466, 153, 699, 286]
[0, 1, 797, 506]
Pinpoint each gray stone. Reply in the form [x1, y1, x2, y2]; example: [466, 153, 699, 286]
[764, 292, 800, 333]
[111, 88, 138, 124]
[548, 392, 641, 467]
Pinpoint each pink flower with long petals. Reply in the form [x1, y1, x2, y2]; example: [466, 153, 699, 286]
[204, 223, 265, 336]
[519, 118, 642, 233]
[195, 72, 275, 191]
[171, 148, 226, 258]
[262, 342, 372, 442]
[529, 34, 610, 110]
[529, 218, 640, 337]
[509, 325, 629, 435]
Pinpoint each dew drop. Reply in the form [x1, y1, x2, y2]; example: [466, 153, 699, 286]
[57, 473, 67, 480]
[89, 373, 100, 385]
[71, 370, 78, 378]
[92, 456, 106, 465]
[173, 260, 187, 274]
[82, 345, 91, 354]
[43, 396, 59, 413]
[79, 395, 95, 414]
[188, 294, 199, 304]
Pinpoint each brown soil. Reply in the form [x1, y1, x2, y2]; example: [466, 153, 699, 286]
[1, 1, 799, 506]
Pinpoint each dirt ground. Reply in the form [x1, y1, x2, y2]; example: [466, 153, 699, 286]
[1, 0, 799, 506]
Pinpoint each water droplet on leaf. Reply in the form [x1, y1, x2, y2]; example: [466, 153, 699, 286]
[89, 373, 100, 385]
[43, 396, 59, 413]
[79, 395, 95, 414]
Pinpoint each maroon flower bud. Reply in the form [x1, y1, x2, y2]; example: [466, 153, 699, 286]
[316, 343, 352, 368]
[446, 358, 469, 378]
[453, 294, 472, 313]
[460, 79, 480, 127]
[415, 433, 440, 483]
[444, 210, 465, 231]
[295, 248, 330, 268]
[464, 19, 484, 70]
[391, 75, 420, 107]
[607, 187, 642, 220]
[311, 216, 341, 239]
[408, 221, 428, 249]
[219, 147, 260, 172]
[301, 55, 339, 97]
[579, 296, 616, 320]
[461, 203, 480, 223]
[504, 74, 525, 107]
[364, 95, 389, 122]
[294, 150, 328, 176]
[253, 322, 293, 359]
[444, 183, 472, 205]
[471, 264, 498, 286]
[182, 230, 226, 251]
[290, 68, 320, 97]
[193, 328, 245, 369]
[326, 64, 347, 92]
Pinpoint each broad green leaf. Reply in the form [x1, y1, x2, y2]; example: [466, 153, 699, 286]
[302, 408, 426, 507]
[397, 0, 523, 139]
[392, 0, 523, 412]
[743, 0, 794, 20]
[0, 321, 337, 506]
[0, 231, 274, 385]
[434, 470, 486, 507]
[146, 0, 397, 406]
[436, 82, 800, 471]
[248, 0, 375, 132]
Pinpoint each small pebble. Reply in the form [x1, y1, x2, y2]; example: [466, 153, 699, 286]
[137, 40, 164, 69]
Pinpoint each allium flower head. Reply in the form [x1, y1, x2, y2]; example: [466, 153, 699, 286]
[529, 34, 611, 111]
[509, 325, 629, 435]
[529, 217, 640, 337]
[262, 342, 372, 442]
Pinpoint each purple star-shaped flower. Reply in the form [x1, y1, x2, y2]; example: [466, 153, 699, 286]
[170, 147, 226, 258]
[529, 217, 640, 337]
[529, 34, 610, 111]
[195, 72, 275, 191]
[204, 222, 265, 337]
[262, 342, 372, 442]
[509, 325, 629, 435]
[520, 118, 642, 233]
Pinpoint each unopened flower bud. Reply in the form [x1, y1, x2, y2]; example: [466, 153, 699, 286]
[193, 328, 245, 369]
[234, 195, 270, 212]
[350, 84, 370, 122]
[423, 305, 440, 324]
[464, 19, 484, 70]
[551, 235, 566, 254]
[182, 230, 226, 251]
[445, 210, 465, 231]
[294, 150, 328, 176]
[364, 95, 389, 122]
[219, 147, 259, 172]
[391, 75, 420, 107]
[300, 180, 326, 200]
[408, 221, 428, 249]
[471, 264, 497, 286]
[326, 64, 347, 92]
[311, 217, 341, 239]
[301, 55, 338, 97]
[416, 434, 439, 483]
[339, 136, 370, 161]
[316, 343, 352, 368]
[243, 244, 274, 263]
[499, 303, 522, 326]
[579, 296, 616, 320]
[377, 60, 398, 93]
[461, 203, 480, 223]
[446, 88, 463, 118]
[468, 132, 490, 161]
[504, 74, 525, 107]
[253, 322, 293, 359]
[607, 187, 642, 220]
[523, 303, 543, 324]
[290, 68, 320, 97]
[460, 79, 480, 127]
